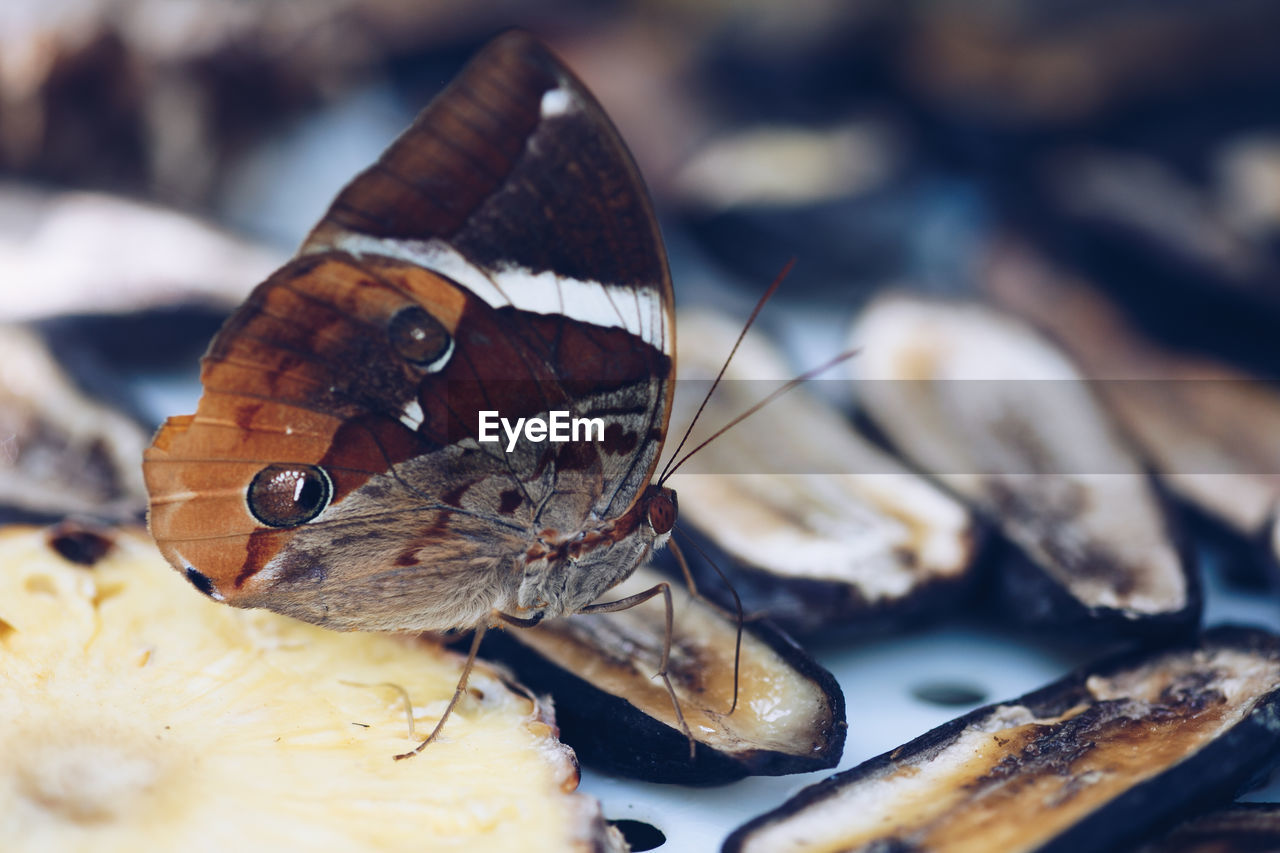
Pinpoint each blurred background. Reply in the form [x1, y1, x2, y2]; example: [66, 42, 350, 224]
[4, 1, 1280, 849]
[5, 0, 1280, 406]
[5, 0, 1279, 341]
[6, 0, 1280, 364]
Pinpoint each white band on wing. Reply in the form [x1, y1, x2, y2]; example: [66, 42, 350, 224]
[315, 234, 668, 355]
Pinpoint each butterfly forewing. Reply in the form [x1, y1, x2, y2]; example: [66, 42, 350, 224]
[306, 32, 673, 315]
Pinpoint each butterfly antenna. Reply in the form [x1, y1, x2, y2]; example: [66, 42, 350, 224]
[660, 346, 861, 483]
[657, 258, 795, 484]
[670, 531, 743, 715]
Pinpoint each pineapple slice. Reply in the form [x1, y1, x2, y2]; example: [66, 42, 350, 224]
[0, 525, 623, 852]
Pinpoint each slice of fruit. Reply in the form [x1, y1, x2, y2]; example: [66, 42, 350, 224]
[666, 309, 979, 636]
[0, 524, 622, 852]
[0, 324, 150, 524]
[725, 626, 1280, 853]
[479, 565, 847, 784]
[985, 242, 1280, 549]
[849, 293, 1197, 636]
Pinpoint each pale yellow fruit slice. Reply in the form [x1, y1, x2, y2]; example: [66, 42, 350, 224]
[0, 526, 622, 853]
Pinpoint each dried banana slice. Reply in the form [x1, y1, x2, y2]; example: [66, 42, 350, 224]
[985, 243, 1280, 549]
[480, 566, 846, 784]
[850, 294, 1197, 635]
[0, 325, 149, 523]
[665, 309, 978, 635]
[726, 627, 1280, 853]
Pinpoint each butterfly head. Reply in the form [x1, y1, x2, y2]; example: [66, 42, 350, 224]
[644, 485, 678, 537]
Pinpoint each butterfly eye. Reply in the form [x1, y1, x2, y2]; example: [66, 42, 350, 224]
[647, 490, 677, 535]
[388, 306, 452, 370]
[247, 464, 333, 527]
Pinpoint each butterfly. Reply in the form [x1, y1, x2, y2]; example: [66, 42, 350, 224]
[142, 31, 688, 752]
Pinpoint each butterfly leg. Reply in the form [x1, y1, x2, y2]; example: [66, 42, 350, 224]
[579, 583, 696, 759]
[669, 536, 743, 715]
[393, 622, 489, 761]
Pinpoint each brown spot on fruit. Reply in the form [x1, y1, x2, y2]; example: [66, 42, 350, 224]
[45, 521, 115, 567]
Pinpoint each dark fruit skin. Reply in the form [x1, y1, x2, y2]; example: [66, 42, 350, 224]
[1134, 803, 1280, 853]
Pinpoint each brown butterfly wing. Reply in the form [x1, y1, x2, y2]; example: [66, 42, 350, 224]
[306, 30, 671, 308]
[144, 32, 674, 632]
[305, 28, 675, 522]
